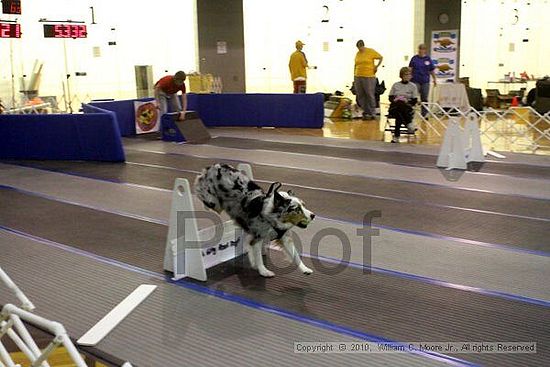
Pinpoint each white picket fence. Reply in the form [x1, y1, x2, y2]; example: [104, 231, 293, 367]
[416, 103, 550, 151]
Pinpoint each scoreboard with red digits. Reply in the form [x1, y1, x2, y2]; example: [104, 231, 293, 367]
[0, 22, 20, 38]
[2, 0, 21, 15]
[43, 24, 87, 38]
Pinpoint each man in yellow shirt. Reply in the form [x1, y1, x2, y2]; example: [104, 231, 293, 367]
[354, 40, 383, 119]
[289, 40, 308, 93]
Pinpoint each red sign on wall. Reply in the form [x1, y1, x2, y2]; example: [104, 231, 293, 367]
[43, 24, 87, 38]
[0, 22, 21, 38]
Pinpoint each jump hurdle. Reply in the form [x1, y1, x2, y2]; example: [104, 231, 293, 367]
[0, 267, 34, 312]
[437, 114, 485, 170]
[0, 266, 87, 367]
[164, 164, 253, 281]
[0, 304, 87, 367]
[1, 266, 134, 367]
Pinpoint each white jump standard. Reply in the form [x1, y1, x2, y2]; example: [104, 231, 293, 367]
[437, 114, 485, 170]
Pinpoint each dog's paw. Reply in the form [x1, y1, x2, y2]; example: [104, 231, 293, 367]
[258, 268, 275, 278]
[301, 266, 313, 275]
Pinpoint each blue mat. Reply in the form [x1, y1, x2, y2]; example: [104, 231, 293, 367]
[89, 98, 154, 136]
[0, 108, 125, 162]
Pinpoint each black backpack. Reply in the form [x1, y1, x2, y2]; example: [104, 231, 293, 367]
[535, 77, 550, 114]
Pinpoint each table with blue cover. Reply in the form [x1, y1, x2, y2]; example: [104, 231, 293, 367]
[0, 109, 125, 162]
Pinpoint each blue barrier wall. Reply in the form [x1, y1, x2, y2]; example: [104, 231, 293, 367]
[89, 98, 154, 136]
[87, 93, 324, 136]
[186, 93, 324, 128]
[0, 108, 125, 162]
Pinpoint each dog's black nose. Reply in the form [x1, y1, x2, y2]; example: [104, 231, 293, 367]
[310, 213, 316, 220]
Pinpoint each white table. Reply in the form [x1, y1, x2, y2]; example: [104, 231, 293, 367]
[432, 83, 471, 112]
[487, 80, 528, 94]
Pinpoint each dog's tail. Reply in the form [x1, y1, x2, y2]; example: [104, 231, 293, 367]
[194, 166, 223, 213]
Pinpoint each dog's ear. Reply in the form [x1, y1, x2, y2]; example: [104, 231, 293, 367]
[274, 189, 293, 209]
[266, 182, 282, 196]
[273, 190, 287, 208]
[287, 190, 295, 196]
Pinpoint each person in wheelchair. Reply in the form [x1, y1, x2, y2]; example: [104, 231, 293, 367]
[388, 67, 419, 143]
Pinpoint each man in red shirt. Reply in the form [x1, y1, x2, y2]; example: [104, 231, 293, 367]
[154, 71, 187, 120]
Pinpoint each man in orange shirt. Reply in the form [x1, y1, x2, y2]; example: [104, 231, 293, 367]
[154, 71, 187, 120]
[354, 40, 383, 120]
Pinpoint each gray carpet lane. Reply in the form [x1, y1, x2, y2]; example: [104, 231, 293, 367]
[206, 136, 550, 180]
[2, 232, 404, 367]
[122, 140, 550, 200]
[2, 164, 548, 302]
[4, 159, 550, 252]
[1, 189, 549, 367]
[122, 149, 550, 221]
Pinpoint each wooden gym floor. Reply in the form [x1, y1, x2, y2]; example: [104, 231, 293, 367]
[221, 105, 550, 155]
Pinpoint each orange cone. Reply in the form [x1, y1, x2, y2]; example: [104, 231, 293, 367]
[511, 96, 519, 107]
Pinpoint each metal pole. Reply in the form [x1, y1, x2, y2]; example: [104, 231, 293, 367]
[9, 40, 16, 109]
[62, 81, 68, 112]
[63, 39, 73, 113]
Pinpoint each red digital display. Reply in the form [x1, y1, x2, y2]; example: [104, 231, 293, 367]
[43, 24, 87, 38]
[0, 22, 21, 38]
[2, 0, 21, 15]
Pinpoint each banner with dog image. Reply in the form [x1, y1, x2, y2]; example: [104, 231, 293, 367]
[134, 100, 160, 134]
[431, 30, 459, 83]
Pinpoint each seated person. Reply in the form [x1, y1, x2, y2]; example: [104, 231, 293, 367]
[388, 67, 419, 143]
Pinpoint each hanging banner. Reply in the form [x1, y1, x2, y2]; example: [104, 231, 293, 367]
[431, 30, 459, 83]
[134, 100, 160, 134]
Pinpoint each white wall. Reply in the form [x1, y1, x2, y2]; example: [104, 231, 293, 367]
[5, 0, 546, 107]
[460, 0, 550, 91]
[243, 0, 416, 95]
[0, 0, 198, 108]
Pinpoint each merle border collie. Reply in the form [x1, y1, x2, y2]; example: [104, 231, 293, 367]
[195, 163, 315, 277]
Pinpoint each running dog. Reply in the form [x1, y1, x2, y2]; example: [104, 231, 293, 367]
[194, 163, 315, 277]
